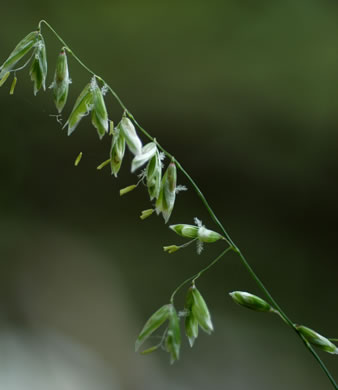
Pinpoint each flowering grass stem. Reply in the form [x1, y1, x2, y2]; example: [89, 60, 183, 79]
[33, 20, 338, 388]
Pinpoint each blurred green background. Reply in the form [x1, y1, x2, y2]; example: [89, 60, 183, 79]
[0, 1, 337, 389]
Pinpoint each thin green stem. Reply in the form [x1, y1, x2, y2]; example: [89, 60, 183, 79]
[329, 339, 338, 342]
[37, 20, 337, 389]
[170, 246, 232, 303]
[180, 237, 199, 249]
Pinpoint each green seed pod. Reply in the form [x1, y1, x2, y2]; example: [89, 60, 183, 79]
[165, 306, 181, 364]
[96, 159, 111, 170]
[198, 226, 223, 243]
[191, 286, 213, 334]
[0, 31, 39, 79]
[9, 76, 17, 95]
[140, 209, 155, 220]
[91, 79, 108, 139]
[64, 83, 94, 135]
[110, 127, 126, 177]
[140, 345, 160, 355]
[184, 288, 199, 347]
[229, 291, 272, 312]
[163, 245, 180, 254]
[297, 325, 338, 354]
[131, 142, 157, 173]
[135, 304, 171, 352]
[146, 150, 162, 200]
[119, 115, 142, 156]
[52, 49, 70, 113]
[156, 162, 177, 223]
[120, 184, 137, 196]
[170, 224, 199, 239]
[74, 152, 82, 166]
[29, 35, 47, 95]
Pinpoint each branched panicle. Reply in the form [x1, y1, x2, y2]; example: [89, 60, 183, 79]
[0, 20, 337, 389]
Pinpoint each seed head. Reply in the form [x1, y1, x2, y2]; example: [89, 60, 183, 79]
[131, 142, 157, 173]
[29, 34, 47, 95]
[0, 31, 39, 79]
[119, 114, 142, 156]
[169, 218, 223, 254]
[169, 224, 199, 239]
[229, 291, 272, 312]
[52, 48, 70, 113]
[64, 82, 94, 135]
[110, 125, 126, 177]
[146, 149, 162, 200]
[91, 77, 109, 139]
[156, 161, 177, 223]
[296, 325, 338, 354]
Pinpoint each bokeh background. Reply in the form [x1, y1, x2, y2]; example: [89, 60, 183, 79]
[0, 1, 337, 389]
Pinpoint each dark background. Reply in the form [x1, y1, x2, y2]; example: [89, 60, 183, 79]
[0, 1, 337, 389]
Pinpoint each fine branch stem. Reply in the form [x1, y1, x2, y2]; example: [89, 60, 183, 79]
[170, 246, 233, 303]
[38, 20, 337, 389]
